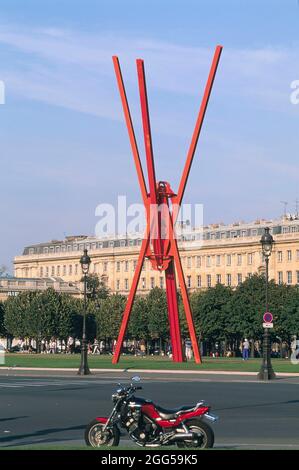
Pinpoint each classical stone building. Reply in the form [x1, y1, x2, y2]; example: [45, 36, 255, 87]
[0, 275, 81, 301]
[13, 217, 299, 295]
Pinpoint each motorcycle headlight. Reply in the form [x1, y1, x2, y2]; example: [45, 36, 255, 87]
[112, 393, 119, 403]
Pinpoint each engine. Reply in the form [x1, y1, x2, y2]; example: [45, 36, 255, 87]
[124, 407, 159, 445]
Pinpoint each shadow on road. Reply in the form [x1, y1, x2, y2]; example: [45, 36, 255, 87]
[0, 416, 28, 423]
[0, 424, 85, 446]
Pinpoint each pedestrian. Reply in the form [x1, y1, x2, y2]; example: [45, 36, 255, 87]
[185, 338, 193, 360]
[140, 339, 146, 357]
[93, 339, 100, 355]
[242, 338, 250, 360]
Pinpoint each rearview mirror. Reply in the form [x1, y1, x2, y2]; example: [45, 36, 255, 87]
[131, 375, 141, 383]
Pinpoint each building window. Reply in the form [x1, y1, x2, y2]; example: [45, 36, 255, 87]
[278, 271, 283, 284]
[287, 250, 292, 261]
[247, 253, 253, 265]
[197, 275, 201, 288]
[150, 277, 155, 289]
[226, 274, 231, 286]
[46, 266, 49, 277]
[187, 257, 192, 269]
[116, 261, 120, 272]
[278, 251, 283, 262]
[160, 277, 164, 288]
[116, 280, 120, 290]
[206, 256, 211, 267]
[196, 256, 201, 268]
[51, 266, 55, 276]
[237, 254, 242, 266]
[133, 260, 137, 271]
[43, 247, 48, 254]
[103, 262, 108, 272]
[142, 277, 146, 289]
[69, 265, 72, 275]
[187, 275, 192, 288]
[75, 264, 78, 275]
[125, 261, 129, 272]
[63, 265, 66, 276]
[296, 271, 299, 285]
[216, 255, 221, 266]
[40, 267, 43, 277]
[287, 271, 292, 285]
[296, 250, 299, 261]
[125, 279, 129, 290]
[247, 273, 253, 278]
[237, 273, 242, 285]
[57, 266, 60, 276]
[226, 254, 231, 266]
[207, 275, 211, 287]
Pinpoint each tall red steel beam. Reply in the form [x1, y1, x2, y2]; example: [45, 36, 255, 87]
[173, 45, 223, 221]
[112, 56, 148, 206]
[112, 231, 150, 364]
[136, 59, 162, 266]
[159, 184, 183, 362]
[136, 59, 182, 361]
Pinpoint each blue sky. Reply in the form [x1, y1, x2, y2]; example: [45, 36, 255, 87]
[1, 0, 299, 271]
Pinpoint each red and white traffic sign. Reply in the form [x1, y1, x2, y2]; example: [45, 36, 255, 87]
[263, 312, 273, 328]
[263, 312, 273, 323]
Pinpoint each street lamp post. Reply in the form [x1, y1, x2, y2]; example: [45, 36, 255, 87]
[78, 249, 91, 376]
[257, 227, 276, 381]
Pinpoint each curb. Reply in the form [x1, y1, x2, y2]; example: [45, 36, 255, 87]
[1, 366, 299, 377]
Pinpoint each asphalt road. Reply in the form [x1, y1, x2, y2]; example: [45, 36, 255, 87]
[0, 373, 299, 449]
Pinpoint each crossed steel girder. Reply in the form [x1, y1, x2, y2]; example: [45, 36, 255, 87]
[112, 46, 222, 364]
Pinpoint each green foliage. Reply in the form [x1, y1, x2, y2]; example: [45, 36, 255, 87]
[95, 294, 126, 340]
[146, 288, 169, 339]
[128, 296, 149, 339]
[191, 283, 233, 342]
[83, 274, 110, 300]
[0, 301, 6, 336]
[2, 275, 299, 348]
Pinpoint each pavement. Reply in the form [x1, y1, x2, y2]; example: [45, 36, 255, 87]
[0, 371, 299, 450]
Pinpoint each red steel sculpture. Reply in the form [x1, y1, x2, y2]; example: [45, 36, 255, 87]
[112, 45, 222, 364]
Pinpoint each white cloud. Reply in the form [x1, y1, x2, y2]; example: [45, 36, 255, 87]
[0, 24, 297, 130]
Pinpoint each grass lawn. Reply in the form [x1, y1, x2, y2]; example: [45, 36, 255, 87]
[0, 353, 298, 373]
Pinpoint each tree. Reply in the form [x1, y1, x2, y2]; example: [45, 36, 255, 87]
[0, 301, 6, 337]
[95, 294, 126, 343]
[191, 284, 233, 348]
[146, 288, 169, 341]
[128, 296, 149, 340]
[4, 291, 38, 339]
[83, 274, 109, 300]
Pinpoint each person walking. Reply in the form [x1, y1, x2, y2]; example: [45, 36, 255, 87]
[242, 338, 250, 360]
[185, 338, 193, 360]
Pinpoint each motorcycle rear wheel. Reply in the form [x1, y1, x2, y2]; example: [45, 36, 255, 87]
[85, 419, 120, 447]
[177, 419, 214, 449]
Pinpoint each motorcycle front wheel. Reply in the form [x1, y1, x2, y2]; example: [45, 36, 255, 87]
[177, 419, 214, 449]
[85, 419, 120, 447]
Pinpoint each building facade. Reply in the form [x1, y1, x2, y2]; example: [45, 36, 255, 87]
[0, 275, 81, 302]
[13, 217, 299, 295]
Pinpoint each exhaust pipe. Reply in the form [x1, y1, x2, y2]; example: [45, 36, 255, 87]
[168, 432, 194, 442]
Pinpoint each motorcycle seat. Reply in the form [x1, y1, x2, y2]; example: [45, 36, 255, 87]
[155, 404, 196, 420]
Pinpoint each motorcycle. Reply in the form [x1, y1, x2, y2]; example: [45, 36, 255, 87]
[85, 376, 218, 448]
